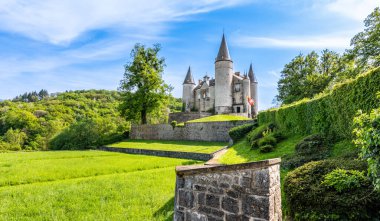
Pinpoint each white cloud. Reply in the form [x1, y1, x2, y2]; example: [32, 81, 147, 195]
[325, 0, 378, 21]
[233, 33, 354, 50]
[0, 0, 247, 44]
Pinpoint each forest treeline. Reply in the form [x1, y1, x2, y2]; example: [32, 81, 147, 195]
[0, 89, 182, 151]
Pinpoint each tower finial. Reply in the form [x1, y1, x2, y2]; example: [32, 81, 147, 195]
[215, 33, 231, 62]
[183, 66, 195, 85]
[248, 63, 257, 82]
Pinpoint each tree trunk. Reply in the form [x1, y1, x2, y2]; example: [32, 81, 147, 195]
[141, 108, 147, 124]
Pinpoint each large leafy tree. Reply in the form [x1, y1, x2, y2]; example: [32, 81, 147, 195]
[119, 44, 172, 124]
[350, 7, 380, 68]
[276, 50, 339, 104]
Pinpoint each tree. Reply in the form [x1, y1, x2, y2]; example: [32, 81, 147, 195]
[119, 44, 172, 124]
[276, 50, 341, 104]
[350, 7, 380, 68]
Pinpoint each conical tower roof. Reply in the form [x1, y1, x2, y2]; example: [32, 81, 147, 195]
[248, 63, 257, 82]
[215, 34, 231, 62]
[183, 66, 195, 84]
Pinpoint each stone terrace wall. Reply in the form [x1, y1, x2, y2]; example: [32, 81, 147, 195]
[169, 112, 212, 123]
[174, 159, 282, 221]
[130, 120, 253, 142]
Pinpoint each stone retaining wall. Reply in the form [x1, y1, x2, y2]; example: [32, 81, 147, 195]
[174, 158, 282, 221]
[130, 120, 254, 142]
[99, 146, 227, 161]
[169, 112, 213, 123]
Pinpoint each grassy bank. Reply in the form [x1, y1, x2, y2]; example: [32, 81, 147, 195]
[108, 140, 226, 154]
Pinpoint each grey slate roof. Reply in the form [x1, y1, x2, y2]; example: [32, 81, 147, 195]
[248, 63, 257, 82]
[183, 66, 195, 84]
[215, 34, 231, 62]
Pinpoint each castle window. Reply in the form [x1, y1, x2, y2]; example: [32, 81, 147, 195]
[234, 84, 241, 92]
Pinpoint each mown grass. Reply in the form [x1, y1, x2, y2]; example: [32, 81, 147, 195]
[108, 140, 226, 154]
[186, 114, 251, 123]
[0, 151, 201, 220]
[219, 135, 304, 164]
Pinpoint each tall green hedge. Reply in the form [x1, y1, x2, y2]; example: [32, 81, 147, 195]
[259, 68, 380, 140]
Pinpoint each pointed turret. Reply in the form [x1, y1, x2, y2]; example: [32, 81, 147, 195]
[248, 63, 257, 82]
[215, 34, 231, 62]
[183, 66, 195, 84]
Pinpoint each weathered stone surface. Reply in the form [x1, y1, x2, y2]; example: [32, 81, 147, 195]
[222, 196, 239, 214]
[178, 190, 194, 208]
[242, 195, 269, 219]
[130, 120, 254, 142]
[225, 213, 242, 221]
[174, 159, 282, 221]
[206, 194, 220, 208]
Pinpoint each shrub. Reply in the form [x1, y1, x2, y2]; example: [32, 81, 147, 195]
[321, 169, 368, 193]
[228, 122, 257, 142]
[284, 159, 380, 221]
[259, 144, 274, 153]
[353, 103, 380, 190]
[272, 131, 286, 142]
[247, 123, 275, 143]
[257, 134, 277, 147]
[258, 68, 380, 140]
[282, 134, 330, 169]
[49, 118, 126, 150]
[170, 120, 177, 129]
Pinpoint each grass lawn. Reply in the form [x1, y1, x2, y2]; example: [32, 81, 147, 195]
[108, 140, 227, 154]
[219, 135, 304, 164]
[186, 114, 251, 123]
[0, 151, 201, 220]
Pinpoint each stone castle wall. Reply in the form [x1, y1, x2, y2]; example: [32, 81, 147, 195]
[130, 120, 253, 142]
[174, 158, 282, 221]
[169, 112, 213, 123]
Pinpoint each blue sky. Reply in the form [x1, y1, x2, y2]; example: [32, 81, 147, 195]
[0, 0, 378, 110]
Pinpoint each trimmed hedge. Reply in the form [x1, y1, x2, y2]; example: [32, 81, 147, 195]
[282, 134, 330, 169]
[284, 159, 380, 220]
[228, 122, 257, 142]
[258, 68, 380, 140]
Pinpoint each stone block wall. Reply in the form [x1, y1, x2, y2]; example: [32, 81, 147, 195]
[174, 159, 282, 221]
[130, 120, 254, 142]
[169, 112, 212, 123]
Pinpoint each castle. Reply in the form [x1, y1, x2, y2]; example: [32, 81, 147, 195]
[182, 34, 258, 117]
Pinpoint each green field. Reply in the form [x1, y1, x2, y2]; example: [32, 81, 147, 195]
[108, 140, 226, 154]
[219, 135, 304, 164]
[0, 151, 201, 220]
[186, 114, 251, 123]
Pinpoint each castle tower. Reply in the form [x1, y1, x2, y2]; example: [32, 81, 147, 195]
[182, 66, 195, 112]
[248, 63, 258, 116]
[215, 34, 233, 114]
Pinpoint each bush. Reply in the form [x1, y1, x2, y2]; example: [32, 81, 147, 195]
[170, 120, 177, 129]
[259, 144, 274, 153]
[282, 134, 330, 169]
[247, 123, 275, 143]
[321, 169, 368, 193]
[49, 118, 126, 150]
[258, 68, 380, 140]
[229, 122, 257, 142]
[353, 103, 380, 190]
[284, 159, 380, 220]
[257, 134, 277, 147]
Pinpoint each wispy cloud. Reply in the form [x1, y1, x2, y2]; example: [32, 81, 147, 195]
[233, 33, 354, 50]
[0, 0, 247, 44]
[324, 0, 378, 21]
